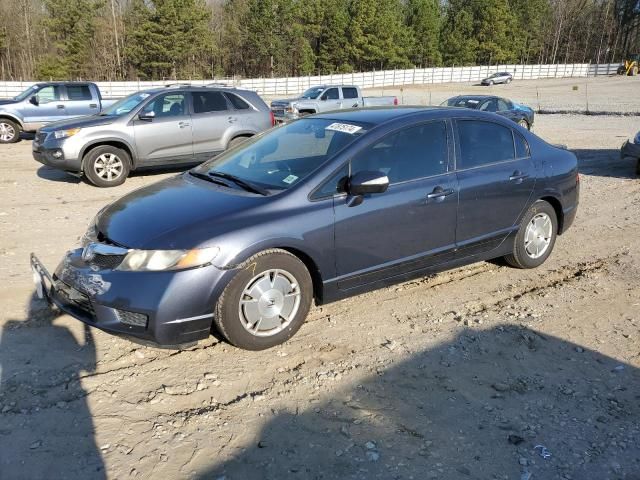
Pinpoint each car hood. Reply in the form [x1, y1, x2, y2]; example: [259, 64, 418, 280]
[41, 115, 115, 132]
[271, 97, 305, 106]
[0, 99, 18, 106]
[96, 174, 268, 250]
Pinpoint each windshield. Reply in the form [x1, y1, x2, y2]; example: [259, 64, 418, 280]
[300, 87, 325, 99]
[192, 118, 370, 191]
[13, 85, 40, 102]
[443, 97, 481, 109]
[100, 91, 153, 116]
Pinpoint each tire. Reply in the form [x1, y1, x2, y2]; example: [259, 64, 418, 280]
[488, 80, 494, 86]
[636, 158, 640, 176]
[506, 78, 512, 84]
[518, 118, 530, 130]
[0, 119, 20, 144]
[83, 145, 130, 188]
[214, 249, 313, 350]
[631, 66, 638, 76]
[504, 200, 558, 269]
[227, 136, 250, 149]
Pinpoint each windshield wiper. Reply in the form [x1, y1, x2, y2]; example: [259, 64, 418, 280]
[208, 171, 269, 196]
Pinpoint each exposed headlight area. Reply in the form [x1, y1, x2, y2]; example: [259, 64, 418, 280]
[117, 246, 220, 272]
[53, 128, 81, 139]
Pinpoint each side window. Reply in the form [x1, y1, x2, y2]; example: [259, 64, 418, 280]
[225, 93, 250, 110]
[479, 99, 497, 112]
[457, 120, 515, 169]
[312, 164, 349, 199]
[342, 87, 358, 99]
[514, 132, 530, 158]
[142, 93, 186, 117]
[351, 121, 448, 184]
[322, 88, 339, 100]
[66, 85, 92, 101]
[36, 86, 61, 104]
[497, 99, 511, 111]
[192, 91, 229, 114]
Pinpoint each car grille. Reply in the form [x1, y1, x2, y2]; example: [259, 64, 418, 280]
[115, 309, 148, 328]
[55, 281, 93, 315]
[90, 253, 126, 270]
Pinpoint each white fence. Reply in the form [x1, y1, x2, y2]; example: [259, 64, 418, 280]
[0, 63, 622, 99]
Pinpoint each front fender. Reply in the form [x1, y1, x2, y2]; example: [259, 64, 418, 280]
[0, 109, 24, 128]
[293, 101, 318, 113]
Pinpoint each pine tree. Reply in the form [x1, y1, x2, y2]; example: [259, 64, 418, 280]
[406, 0, 442, 67]
[440, 3, 478, 65]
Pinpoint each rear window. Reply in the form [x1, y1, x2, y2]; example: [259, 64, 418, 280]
[66, 85, 92, 101]
[457, 120, 515, 169]
[225, 93, 251, 110]
[193, 91, 229, 113]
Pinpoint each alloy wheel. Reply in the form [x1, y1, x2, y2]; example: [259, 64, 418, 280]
[0, 122, 16, 142]
[93, 153, 124, 182]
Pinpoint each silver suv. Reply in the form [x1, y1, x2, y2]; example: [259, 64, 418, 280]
[32, 85, 274, 187]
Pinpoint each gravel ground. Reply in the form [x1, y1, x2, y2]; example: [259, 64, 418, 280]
[0, 86, 639, 480]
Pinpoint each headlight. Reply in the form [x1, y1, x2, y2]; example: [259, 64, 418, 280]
[117, 247, 220, 271]
[634, 132, 640, 144]
[54, 128, 81, 139]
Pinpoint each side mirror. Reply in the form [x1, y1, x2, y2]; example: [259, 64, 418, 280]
[348, 170, 389, 196]
[29, 96, 39, 106]
[138, 110, 155, 121]
[320, 94, 328, 101]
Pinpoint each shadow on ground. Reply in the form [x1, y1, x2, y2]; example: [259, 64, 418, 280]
[0, 293, 105, 479]
[198, 325, 640, 480]
[37, 165, 82, 184]
[573, 148, 638, 180]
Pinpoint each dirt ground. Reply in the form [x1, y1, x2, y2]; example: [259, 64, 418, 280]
[1, 77, 639, 480]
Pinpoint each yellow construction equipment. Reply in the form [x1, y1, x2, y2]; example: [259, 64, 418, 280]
[618, 54, 640, 76]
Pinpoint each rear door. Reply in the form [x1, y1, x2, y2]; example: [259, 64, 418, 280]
[333, 120, 458, 290]
[341, 87, 360, 109]
[454, 119, 536, 256]
[191, 90, 233, 162]
[132, 91, 194, 165]
[62, 84, 100, 119]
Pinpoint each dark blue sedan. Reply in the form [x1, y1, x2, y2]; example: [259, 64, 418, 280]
[444, 95, 535, 130]
[32, 107, 579, 350]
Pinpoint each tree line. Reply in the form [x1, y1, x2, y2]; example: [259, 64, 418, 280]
[0, 0, 638, 81]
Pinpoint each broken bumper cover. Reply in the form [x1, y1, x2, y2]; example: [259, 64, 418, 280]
[30, 250, 231, 347]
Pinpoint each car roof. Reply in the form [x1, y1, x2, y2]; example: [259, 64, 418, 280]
[451, 95, 500, 102]
[312, 106, 465, 125]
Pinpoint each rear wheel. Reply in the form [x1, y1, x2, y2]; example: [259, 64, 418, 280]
[214, 249, 313, 350]
[0, 119, 20, 143]
[83, 145, 130, 187]
[504, 200, 558, 269]
[227, 136, 251, 149]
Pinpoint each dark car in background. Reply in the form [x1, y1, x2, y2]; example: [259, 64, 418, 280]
[444, 95, 535, 129]
[620, 130, 640, 175]
[32, 107, 579, 351]
[481, 72, 513, 85]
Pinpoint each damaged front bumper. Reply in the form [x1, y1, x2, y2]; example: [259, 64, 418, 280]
[30, 250, 232, 347]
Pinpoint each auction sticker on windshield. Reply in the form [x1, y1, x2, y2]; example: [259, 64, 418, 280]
[282, 174, 298, 184]
[326, 123, 362, 134]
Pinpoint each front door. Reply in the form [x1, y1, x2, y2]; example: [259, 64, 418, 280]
[133, 92, 194, 165]
[22, 85, 67, 127]
[454, 119, 536, 256]
[320, 87, 342, 111]
[334, 120, 458, 290]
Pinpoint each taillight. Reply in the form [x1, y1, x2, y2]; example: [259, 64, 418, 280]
[393, 97, 398, 106]
[269, 111, 275, 127]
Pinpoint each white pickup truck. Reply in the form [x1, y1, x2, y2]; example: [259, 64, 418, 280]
[270, 85, 398, 122]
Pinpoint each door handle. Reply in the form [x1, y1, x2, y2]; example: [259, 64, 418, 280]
[56, 105, 64, 109]
[89, 103, 97, 108]
[509, 171, 529, 183]
[426, 186, 455, 201]
[178, 121, 191, 128]
[227, 116, 237, 123]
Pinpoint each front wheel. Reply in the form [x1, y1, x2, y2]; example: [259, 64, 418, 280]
[214, 249, 313, 350]
[518, 118, 530, 130]
[83, 145, 130, 187]
[504, 200, 558, 269]
[506, 78, 512, 84]
[0, 119, 20, 143]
